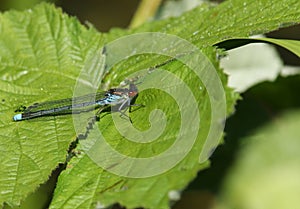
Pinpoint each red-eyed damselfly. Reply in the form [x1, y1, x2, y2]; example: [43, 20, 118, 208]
[13, 83, 138, 121]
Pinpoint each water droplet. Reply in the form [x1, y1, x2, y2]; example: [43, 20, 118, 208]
[279, 22, 296, 28]
[95, 202, 106, 209]
[193, 30, 199, 36]
[168, 190, 181, 201]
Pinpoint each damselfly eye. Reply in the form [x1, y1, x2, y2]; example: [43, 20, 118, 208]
[129, 92, 137, 97]
[128, 83, 138, 97]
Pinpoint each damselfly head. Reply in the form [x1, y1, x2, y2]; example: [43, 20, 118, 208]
[128, 83, 138, 98]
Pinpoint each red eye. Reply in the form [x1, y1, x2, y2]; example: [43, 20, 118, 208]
[129, 91, 137, 97]
[128, 83, 138, 97]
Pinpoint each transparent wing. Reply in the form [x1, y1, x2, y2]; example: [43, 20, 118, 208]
[24, 91, 108, 113]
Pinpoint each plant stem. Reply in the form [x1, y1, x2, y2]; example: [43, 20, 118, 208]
[129, 0, 163, 28]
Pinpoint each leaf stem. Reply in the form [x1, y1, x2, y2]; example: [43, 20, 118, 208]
[129, 0, 163, 28]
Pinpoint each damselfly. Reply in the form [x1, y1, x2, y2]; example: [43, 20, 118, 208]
[13, 83, 138, 121]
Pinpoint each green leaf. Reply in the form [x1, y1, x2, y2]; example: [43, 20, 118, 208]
[0, 0, 299, 209]
[258, 38, 300, 58]
[0, 3, 105, 207]
[128, 0, 300, 46]
[218, 110, 300, 209]
[216, 37, 300, 58]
